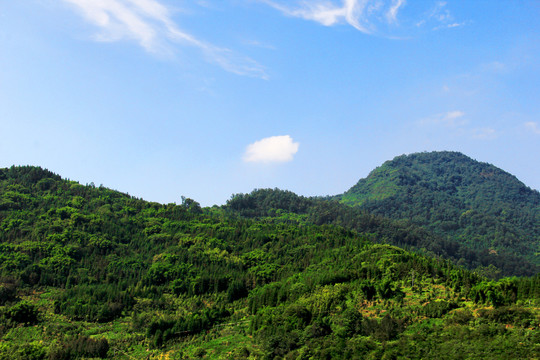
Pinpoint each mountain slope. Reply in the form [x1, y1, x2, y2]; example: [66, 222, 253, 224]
[338, 151, 540, 270]
[225, 188, 539, 277]
[0, 165, 539, 359]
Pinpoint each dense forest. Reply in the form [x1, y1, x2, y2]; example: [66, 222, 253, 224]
[0, 164, 539, 359]
[338, 151, 540, 275]
[225, 188, 538, 277]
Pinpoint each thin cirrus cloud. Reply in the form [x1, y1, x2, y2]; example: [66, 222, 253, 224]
[420, 1, 465, 30]
[524, 122, 540, 135]
[418, 111, 498, 140]
[386, 0, 406, 24]
[418, 110, 467, 127]
[243, 135, 300, 163]
[472, 127, 497, 140]
[258, 0, 408, 34]
[61, 0, 267, 79]
[260, 0, 462, 35]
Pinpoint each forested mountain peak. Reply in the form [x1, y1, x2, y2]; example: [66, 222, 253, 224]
[342, 151, 540, 207]
[338, 151, 540, 271]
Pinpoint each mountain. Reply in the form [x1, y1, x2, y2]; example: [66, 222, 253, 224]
[224, 187, 538, 277]
[338, 151, 540, 274]
[0, 165, 539, 359]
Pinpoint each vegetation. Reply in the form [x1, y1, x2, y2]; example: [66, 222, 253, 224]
[225, 188, 538, 277]
[0, 164, 538, 359]
[339, 151, 540, 275]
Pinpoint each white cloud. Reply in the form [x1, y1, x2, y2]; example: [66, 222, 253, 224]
[415, 1, 464, 30]
[525, 122, 540, 135]
[386, 0, 406, 24]
[62, 0, 267, 78]
[472, 128, 497, 140]
[259, 0, 408, 34]
[432, 22, 465, 31]
[481, 61, 507, 73]
[418, 111, 498, 140]
[243, 39, 277, 50]
[419, 110, 467, 127]
[261, 0, 464, 35]
[243, 135, 300, 163]
[445, 110, 465, 120]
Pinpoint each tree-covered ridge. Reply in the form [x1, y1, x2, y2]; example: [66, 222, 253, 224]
[339, 151, 540, 269]
[225, 188, 538, 277]
[0, 165, 538, 359]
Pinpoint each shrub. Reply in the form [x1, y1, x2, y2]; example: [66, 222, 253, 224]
[7, 301, 39, 325]
[0, 282, 17, 305]
[49, 336, 109, 359]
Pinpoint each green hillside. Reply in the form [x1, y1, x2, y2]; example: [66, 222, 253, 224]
[225, 188, 538, 277]
[0, 166, 539, 359]
[339, 151, 540, 272]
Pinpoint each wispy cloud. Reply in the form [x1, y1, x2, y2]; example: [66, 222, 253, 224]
[432, 22, 465, 31]
[386, 0, 406, 24]
[429, 1, 450, 22]
[445, 22, 464, 28]
[242, 39, 277, 50]
[480, 61, 507, 74]
[471, 127, 497, 140]
[419, 110, 467, 127]
[444, 110, 466, 123]
[243, 135, 300, 163]
[62, 0, 267, 78]
[259, 0, 409, 34]
[418, 111, 498, 140]
[525, 122, 540, 135]
[419, 1, 464, 30]
[260, 0, 465, 35]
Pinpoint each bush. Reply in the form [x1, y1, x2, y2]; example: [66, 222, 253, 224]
[374, 315, 404, 342]
[421, 300, 458, 318]
[49, 336, 109, 359]
[0, 343, 46, 360]
[228, 346, 250, 359]
[478, 307, 535, 327]
[7, 301, 39, 325]
[193, 347, 207, 358]
[446, 309, 473, 325]
[0, 282, 17, 305]
[13, 343, 46, 360]
[226, 280, 249, 302]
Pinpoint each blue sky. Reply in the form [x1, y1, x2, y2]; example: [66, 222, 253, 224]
[1, 0, 539, 206]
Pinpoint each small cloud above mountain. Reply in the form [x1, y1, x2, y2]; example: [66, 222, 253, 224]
[243, 135, 299, 163]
